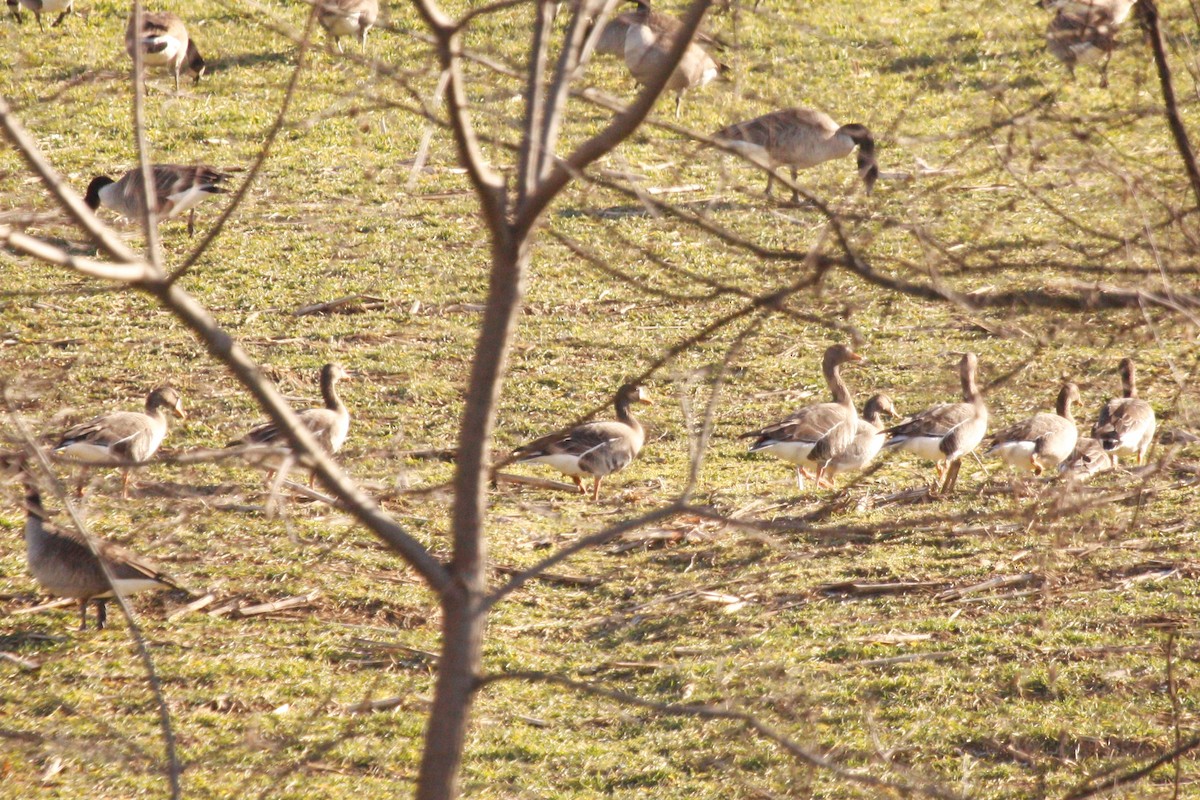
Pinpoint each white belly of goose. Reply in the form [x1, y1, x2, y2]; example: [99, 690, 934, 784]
[323, 13, 362, 36]
[989, 441, 1039, 472]
[752, 439, 818, 467]
[141, 35, 185, 66]
[891, 435, 947, 463]
[525, 452, 592, 478]
[55, 440, 128, 465]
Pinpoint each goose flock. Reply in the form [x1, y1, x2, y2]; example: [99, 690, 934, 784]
[6, 0, 1163, 630]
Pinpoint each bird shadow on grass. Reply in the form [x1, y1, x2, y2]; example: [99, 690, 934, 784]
[205, 50, 295, 74]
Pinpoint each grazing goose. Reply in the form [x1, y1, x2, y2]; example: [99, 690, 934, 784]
[317, 0, 379, 53]
[826, 393, 897, 481]
[22, 472, 181, 630]
[84, 164, 231, 237]
[125, 11, 205, 92]
[1091, 357, 1156, 465]
[512, 383, 652, 501]
[742, 344, 863, 490]
[986, 382, 1081, 476]
[712, 108, 878, 202]
[884, 353, 989, 496]
[622, 0, 721, 117]
[228, 363, 351, 487]
[1045, 6, 1123, 87]
[1059, 436, 1114, 481]
[7, 0, 73, 31]
[53, 386, 185, 499]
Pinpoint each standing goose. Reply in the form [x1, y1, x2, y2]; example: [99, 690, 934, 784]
[826, 393, 897, 481]
[7, 0, 73, 31]
[884, 353, 989, 496]
[53, 386, 185, 499]
[1091, 357, 1156, 465]
[84, 164, 231, 237]
[126, 11, 205, 92]
[593, 2, 723, 57]
[986, 382, 1081, 476]
[512, 383, 653, 501]
[1041, 0, 1137, 26]
[1059, 436, 1114, 481]
[1045, 5, 1123, 87]
[228, 364, 352, 487]
[622, 0, 722, 117]
[22, 472, 182, 630]
[742, 344, 863, 490]
[713, 108, 878, 202]
[317, 0, 379, 53]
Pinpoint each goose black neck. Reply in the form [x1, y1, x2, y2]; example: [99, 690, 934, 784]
[1120, 360, 1137, 398]
[24, 481, 45, 521]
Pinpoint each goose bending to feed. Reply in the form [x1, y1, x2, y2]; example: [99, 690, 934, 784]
[622, 0, 722, 117]
[8, 0, 73, 31]
[317, 0, 379, 53]
[512, 383, 652, 501]
[742, 344, 863, 490]
[1045, 6, 1124, 87]
[1059, 436, 1114, 481]
[85, 164, 231, 237]
[825, 394, 897, 481]
[126, 11, 205, 91]
[986, 382, 1080, 477]
[22, 472, 182, 630]
[712, 108, 878, 202]
[1091, 357, 1156, 465]
[884, 353, 989, 496]
[228, 364, 351, 487]
[53, 386, 185, 499]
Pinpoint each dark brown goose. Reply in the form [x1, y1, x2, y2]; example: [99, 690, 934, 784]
[1091, 357, 1156, 465]
[884, 353, 989, 495]
[986, 382, 1080, 475]
[84, 164, 231, 237]
[53, 386, 185, 499]
[22, 473, 181, 630]
[125, 11, 205, 91]
[742, 344, 863, 490]
[513, 383, 652, 501]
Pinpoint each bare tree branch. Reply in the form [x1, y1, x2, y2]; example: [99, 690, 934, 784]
[1138, 0, 1200, 210]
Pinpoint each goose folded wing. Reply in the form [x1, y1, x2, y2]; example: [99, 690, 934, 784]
[518, 421, 621, 460]
[59, 412, 144, 451]
[889, 402, 974, 439]
[744, 403, 848, 445]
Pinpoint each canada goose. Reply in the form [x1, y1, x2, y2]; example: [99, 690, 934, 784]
[53, 386, 185, 499]
[826, 393, 897, 481]
[1045, 6, 1121, 87]
[7, 0, 72, 31]
[986, 382, 1080, 475]
[884, 353, 989, 495]
[22, 472, 181, 630]
[1040, 0, 1137, 26]
[1059, 436, 1114, 481]
[84, 164, 231, 237]
[512, 383, 652, 501]
[228, 364, 351, 487]
[1091, 357, 1156, 465]
[594, 2, 722, 58]
[317, 0, 379, 53]
[622, 0, 721, 117]
[125, 11, 205, 92]
[742, 344, 863, 490]
[712, 108, 878, 202]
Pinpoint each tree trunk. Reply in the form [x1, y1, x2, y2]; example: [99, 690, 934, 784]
[416, 231, 528, 800]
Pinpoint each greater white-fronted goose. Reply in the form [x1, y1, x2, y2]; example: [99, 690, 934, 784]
[1045, 6, 1122, 87]
[22, 473, 181, 630]
[228, 364, 351, 487]
[512, 383, 652, 501]
[742, 344, 863, 490]
[126, 11, 205, 91]
[84, 164, 231, 237]
[1091, 357, 1156, 465]
[8, 0, 72, 31]
[622, 0, 721, 117]
[986, 382, 1080, 475]
[1059, 436, 1114, 481]
[317, 0, 379, 53]
[884, 353, 989, 495]
[53, 386, 185, 499]
[826, 393, 897, 481]
[712, 107, 878, 202]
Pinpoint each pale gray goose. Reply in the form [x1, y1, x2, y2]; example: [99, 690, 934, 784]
[125, 11, 205, 92]
[622, 0, 721, 117]
[7, 0, 72, 31]
[986, 382, 1080, 475]
[742, 344, 863, 490]
[884, 353, 989, 495]
[1059, 436, 1114, 481]
[85, 164, 231, 237]
[826, 393, 897, 481]
[1091, 357, 1156, 465]
[22, 473, 181, 630]
[53, 386, 185, 499]
[317, 0, 379, 53]
[228, 364, 352, 487]
[712, 108, 878, 202]
[512, 383, 652, 501]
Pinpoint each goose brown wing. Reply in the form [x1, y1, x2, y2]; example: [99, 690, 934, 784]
[887, 402, 973, 439]
[1093, 398, 1151, 438]
[57, 411, 147, 454]
[41, 518, 180, 589]
[515, 420, 621, 460]
[744, 402, 849, 447]
[990, 413, 1064, 446]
